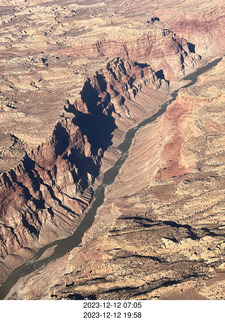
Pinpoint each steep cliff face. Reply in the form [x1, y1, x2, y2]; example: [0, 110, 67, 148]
[0, 57, 169, 284]
[0, 122, 91, 255]
[0, 0, 200, 282]
[1, 0, 224, 300]
[167, 6, 225, 58]
[0, 0, 200, 170]
[107, 0, 225, 58]
[8, 57, 225, 301]
[58, 29, 200, 81]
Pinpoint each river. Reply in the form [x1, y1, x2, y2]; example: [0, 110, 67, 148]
[0, 56, 222, 299]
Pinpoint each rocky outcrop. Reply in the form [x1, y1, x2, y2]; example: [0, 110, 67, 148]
[108, 0, 225, 58]
[7, 56, 225, 300]
[58, 30, 200, 81]
[1, 0, 201, 286]
[0, 57, 169, 284]
[167, 4, 225, 58]
[1, 0, 225, 301]
[0, 0, 201, 171]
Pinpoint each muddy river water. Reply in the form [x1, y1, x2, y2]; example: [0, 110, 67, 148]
[0, 56, 222, 299]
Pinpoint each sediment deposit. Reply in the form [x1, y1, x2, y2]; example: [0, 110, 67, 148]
[0, 0, 225, 300]
[7, 55, 225, 301]
[0, 55, 171, 284]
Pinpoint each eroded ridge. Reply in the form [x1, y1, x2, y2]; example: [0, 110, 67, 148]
[0, 56, 223, 300]
[0, 0, 225, 301]
[0, 56, 169, 285]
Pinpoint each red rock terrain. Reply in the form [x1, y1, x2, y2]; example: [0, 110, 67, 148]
[0, 56, 171, 283]
[6, 55, 225, 301]
[0, 0, 225, 299]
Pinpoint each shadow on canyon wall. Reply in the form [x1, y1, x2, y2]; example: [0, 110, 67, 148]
[73, 75, 117, 156]
[2, 51, 217, 299]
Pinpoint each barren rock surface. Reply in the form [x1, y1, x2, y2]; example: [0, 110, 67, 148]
[0, 0, 225, 300]
[7, 54, 225, 301]
[0, 0, 203, 170]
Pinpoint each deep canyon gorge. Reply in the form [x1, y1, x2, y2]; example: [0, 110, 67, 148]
[0, 0, 225, 300]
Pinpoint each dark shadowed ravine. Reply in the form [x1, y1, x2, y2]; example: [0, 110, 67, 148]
[0, 56, 222, 299]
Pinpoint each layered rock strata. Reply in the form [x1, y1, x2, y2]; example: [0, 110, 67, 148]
[0, 0, 225, 300]
[0, 57, 170, 284]
[0, 0, 205, 170]
[1, 0, 207, 286]
[108, 0, 225, 57]
[6, 56, 225, 300]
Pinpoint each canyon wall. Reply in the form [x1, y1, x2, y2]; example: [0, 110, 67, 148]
[108, 0, 225, 57]
[0, 0, 206, 285]
[0, 0, 225, 300]
[8, 56, 225, 301]
[0, 56, 171, 284]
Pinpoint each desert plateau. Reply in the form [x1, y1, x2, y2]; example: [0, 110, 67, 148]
[0, 0, 224, 300]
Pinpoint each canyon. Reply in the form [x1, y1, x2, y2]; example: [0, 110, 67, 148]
[0, 0, 225, 300]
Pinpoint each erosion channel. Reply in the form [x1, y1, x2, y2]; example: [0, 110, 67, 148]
[0, 56, 222, 300]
